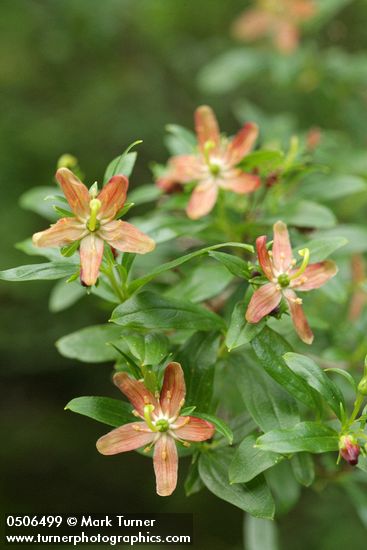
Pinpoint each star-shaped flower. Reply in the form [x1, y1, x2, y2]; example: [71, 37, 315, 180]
[97, 362, 215, 496]
[246, 221, 338, 344]
[32, 168, 155, 286]
[157, 106, 260, 219]
[232, 0, 316, 54]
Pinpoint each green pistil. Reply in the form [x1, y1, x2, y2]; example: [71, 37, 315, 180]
[203, 140, 215, 164]
[143, 404, 158, 432]
[87, 198, 101, 232]
[155, 419, 170, 432]
[289, 248, 310, 281]
[277, 273, 290, 288]
[209, 163, 220, 176]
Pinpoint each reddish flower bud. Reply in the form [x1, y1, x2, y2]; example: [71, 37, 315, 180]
[339, 435, 360, 466]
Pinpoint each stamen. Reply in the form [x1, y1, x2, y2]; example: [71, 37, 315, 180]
[289, 248, 310, 281]
[162, 450, 167, 461]
[132, 409, 140, 417]
[295, 298, 303, 305]
[166, 390, 172, 401]
[133, 425, 141, 431]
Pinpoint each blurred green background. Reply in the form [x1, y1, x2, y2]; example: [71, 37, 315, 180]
[1, 0, 367, 548]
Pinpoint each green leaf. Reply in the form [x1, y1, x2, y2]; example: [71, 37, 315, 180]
[197, 48, 266, 94]
[284, 353, 345, 419]
[290, 453, 315, 487]
[325, 368, 358, 392]
[208, 251, 250, 278]
[251, 328, 316, 410]
[110, 291, 225, 331]
[128, 184, 162, 205]
[239, 149, 285, 172]
[56, 325, 123, 363]
[49, 279, 85, 312]
[194, 412, 233, 445]
[165, 261, 233, 303]
[299, 173, 367, 200]
[0, 262, 78, 282]
[176, 332, 220, 411]
[165, 124, 197, 155]
[65, 396, 134, 427]
[230, 434, 283, 484]
[256, 422, 339, 454]
[19, 185, 63, 221]
[103, 141, 142, 182]
[226, 300, 266, 351]
[184, 460, 204, 497]
[294, 236, 347, 262]
[118, 331, 169, 367]
[314, 225, 367, 254]
[264, 200, 336, 229]
[199, 449, 275, 519]
[265, 461, 300, 516]
[244, 515, 279, 550]
[235, 351, 300, 431]
[127, 242, 253, 294]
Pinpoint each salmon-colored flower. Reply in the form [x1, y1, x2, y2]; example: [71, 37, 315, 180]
[32, 168, 155, 286]
[96, 362, 215, 497]
[348, 254, 367, 321]
[157, 106, 261, 219]
[232, 0, 316, 54]
[246, 221, 338, 344]
[339, 435, 360, 466]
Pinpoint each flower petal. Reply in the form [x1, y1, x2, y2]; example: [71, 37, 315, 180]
[96, 422, 155, 455]
[79, 234, 104, 286]
[173, 416, 214, 441]
[294, 260, 338, 291]
[256, 235, 274, 280]
[227, 122, 259, 164]
[113, 372, 160, 417]
[292, 0, 316, 20]
[220, 172, 261, 194]
[272, 220, 293, 273]
[98, 175, 128, 221]
[231, 9, 274, 41]
[153, 435, 178, 497]
[246, 283, 281, 323]
[55, 168, 90, 219]
[284, 289, 314, 344]
[160, 362, 186, 418]
[32, 218, 85, 248]
[195, 105, 220, 152]
[274, 21, 299, 54]
[99, 220, 155, 254]
[186, 181, 218, 219]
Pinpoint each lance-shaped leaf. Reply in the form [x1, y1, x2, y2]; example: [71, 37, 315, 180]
[127, 242, 253, 294]
[293, 236, 347, 263]
[230, 434, 284, 484]
[234, 351, 300, 431]
[56, 325, 124, 363]
[208, 251, 251, 278]
[199, 449, 275, 519]
[256, 422, 339, 454]
[226, 298, 266, 351]
[110, 292, 225, 331]
[49, 279, 85, 312]
[0, 262, 78, 282]
[65, 396, 135, 427]
[251, 328, 317, 409]
[283, 353, 345, 419]
[175, 331, 220, 412]
[117, 331, 169, 367]
[290, 453, 315, 487]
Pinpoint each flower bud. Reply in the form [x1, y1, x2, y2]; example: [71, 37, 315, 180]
[358, 376, 367, 396]
[339, 435, 360, 466]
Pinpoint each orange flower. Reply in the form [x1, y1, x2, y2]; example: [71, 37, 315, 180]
[33, 168, 155, 286]
[97, 362, 215, 497]
[157, 106, 260, 219]
[246, 221, 337, 344]
[232, 0, 316, 54]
